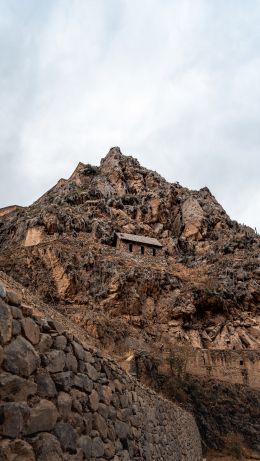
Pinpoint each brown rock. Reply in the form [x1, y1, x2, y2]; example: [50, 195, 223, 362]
[0, 439, 35, 461]
[89, 389, 99, 411]
[36, 373, 57, 398]
[66, 352, 78, 372]
[45, 350, 66, 373]
[91, 437, 104, 458]
[38, 334, 53, 353]
[5, 290, 22, 307]
[78, 435, 92, 459]
[57, 391, 72, 419]
[3, 336, 40, 377]
[53, 422, 77, 453]
[93, 412, 108, 439]
[25, 399, 58, 435]
[0, 372, 37, 401]
[32, 432, 63, 461]
[21, 317, 40, 345]
[0, 402, 30, 438]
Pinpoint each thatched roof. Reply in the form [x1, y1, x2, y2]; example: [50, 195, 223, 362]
[116, 232, 162, 247]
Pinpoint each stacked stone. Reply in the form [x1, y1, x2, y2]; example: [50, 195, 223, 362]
[0, 284, 202, 461]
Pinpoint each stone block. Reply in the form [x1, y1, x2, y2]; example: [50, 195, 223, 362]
[0, 372, 37, 401]
[25, 399, 58, 435]
[4, 336, 40, 377]
[21, 317, 40, 345]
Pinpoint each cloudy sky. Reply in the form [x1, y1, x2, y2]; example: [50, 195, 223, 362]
[0, 0, 260, 229]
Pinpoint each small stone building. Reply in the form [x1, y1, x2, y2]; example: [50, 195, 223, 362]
[115, 232, 162, 257]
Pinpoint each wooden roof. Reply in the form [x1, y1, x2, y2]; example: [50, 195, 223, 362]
[116, 232, 162, 247]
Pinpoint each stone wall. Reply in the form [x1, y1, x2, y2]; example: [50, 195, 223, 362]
[116, 239, 163, 259]
[0, 286, 202, 461]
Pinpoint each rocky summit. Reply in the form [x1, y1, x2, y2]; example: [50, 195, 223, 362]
[0, 147, 259, 460]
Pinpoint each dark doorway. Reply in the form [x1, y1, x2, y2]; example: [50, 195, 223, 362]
[129, 243, 133, 252]
[153, 248, 156, 256]
[141, 246, 144, 255]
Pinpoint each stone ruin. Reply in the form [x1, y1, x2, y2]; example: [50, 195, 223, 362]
[0, 285, 202, 460]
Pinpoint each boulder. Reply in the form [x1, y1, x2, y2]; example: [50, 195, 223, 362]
[53, 422, 77, 453]
[25, 399, 58, 435]
[21, 318, 40, 345]
[32, 432, 63, 461]
[0, 372, 37, 401]
[3, 336, 40, 377]
[0, 402, 30, 438]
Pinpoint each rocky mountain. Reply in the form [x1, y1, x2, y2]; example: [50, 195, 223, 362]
[0, 147, 259, 354]
[0, 147, 259, 459]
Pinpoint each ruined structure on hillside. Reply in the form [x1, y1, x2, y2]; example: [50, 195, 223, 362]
[115, 232, 162, 257]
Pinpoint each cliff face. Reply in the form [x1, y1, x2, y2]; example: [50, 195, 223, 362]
[0, 282, 202, 461]
[0, 147, 259, 355]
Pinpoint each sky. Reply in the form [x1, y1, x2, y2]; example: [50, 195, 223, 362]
[0, 0, 260, 230]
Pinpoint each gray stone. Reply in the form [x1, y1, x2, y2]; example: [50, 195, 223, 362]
[11, 305, 23, 319]
[86, 362, 99, 381]
[73, 373, 93, 393]
[98, 402, 109, 419]
[47, 319, 65, 334]
[32, 432, 63, 461]
[38, 334, 53, 353]
[0, 402, 30, 438]
[4, 336, 40, 377]
[72, 341, 86, 360]
[54, 335, 67, 350]
[78, 435, 92, 459]
[0, 299, 12, 344]
[36, 373, 57, 397]
[25, 399, 58, 435]
[44, 350, 65, 373]
[93, 412, 108, 439]
[5, 290, 21, 307]
[115, 420, 130, 440]
[0, 372, 37, 401]
[53, 371, 73, 391]
[89, 389, 99, 411]
[57, 391, 72, 419]
[84, 412, 93, 434]
[12, 319, 21, 336]
[101, 385, 113, 404]
[54, 422, 77, 453]
[66, 352, 78, 372]
[21, 317, 40, 345]
[91, 437, 104, 458]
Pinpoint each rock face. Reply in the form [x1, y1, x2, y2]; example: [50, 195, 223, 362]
[0, 287, 202, 460]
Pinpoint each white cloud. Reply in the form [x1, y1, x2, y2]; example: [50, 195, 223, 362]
[0, 0, 260, 230]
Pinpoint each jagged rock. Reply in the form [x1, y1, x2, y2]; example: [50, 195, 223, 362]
[38, 334, 53, 353]
[0, 372, 37, 401]
[53, 422, 77, 453]
[36, 372, 57, 398]
[25, 399, 58, 435]
[21, 318, 40, 345]
[32, 432, 63, 461]
[91, 436, 105, 458]
[44, 350, 66, 373]
[0, 402, 30, 438]
[3, 336, 40, 377]
[57, 391, 72, 419]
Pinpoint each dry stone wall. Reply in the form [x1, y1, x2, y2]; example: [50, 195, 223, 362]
[0, 286, 202, 461]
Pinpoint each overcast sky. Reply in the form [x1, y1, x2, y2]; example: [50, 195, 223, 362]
[0, 0, 260, 230]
